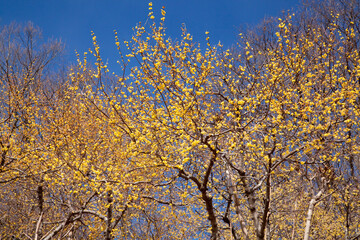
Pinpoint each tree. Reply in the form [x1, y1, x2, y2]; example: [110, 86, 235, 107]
[235, 1, 360, 238]
[0, 22, 64, 238]
[1, 0, 360, 239]
[73, 1, 360, 238]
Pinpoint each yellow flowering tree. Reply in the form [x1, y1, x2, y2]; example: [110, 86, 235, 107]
[76, 2, 360, 238]
[1, 0, 360, 239]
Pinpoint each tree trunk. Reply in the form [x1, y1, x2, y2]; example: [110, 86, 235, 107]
[226, 165, 249, 240]
[303, 190, 323, 240]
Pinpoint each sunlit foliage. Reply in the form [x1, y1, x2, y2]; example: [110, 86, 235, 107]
[1, 1, 360, 239]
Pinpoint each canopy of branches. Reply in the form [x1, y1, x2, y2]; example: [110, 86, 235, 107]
[1, 0, 360, 239]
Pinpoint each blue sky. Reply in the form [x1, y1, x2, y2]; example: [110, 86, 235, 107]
[0, 0, 300, 66]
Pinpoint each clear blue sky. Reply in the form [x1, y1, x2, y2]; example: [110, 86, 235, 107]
[0, 0, 300, 66]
